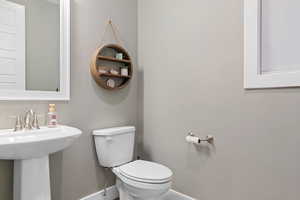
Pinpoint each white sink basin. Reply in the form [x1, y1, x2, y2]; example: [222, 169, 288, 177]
[0, 125, 81, 160]
[0, 125, 82, 200]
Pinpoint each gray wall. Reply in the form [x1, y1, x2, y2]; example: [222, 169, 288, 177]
[138, 0, 300, 199]
[0, 0, 137, 199]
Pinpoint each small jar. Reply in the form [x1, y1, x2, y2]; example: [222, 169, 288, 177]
[115, 53, 123, 60]
[121, 68, 128, 76]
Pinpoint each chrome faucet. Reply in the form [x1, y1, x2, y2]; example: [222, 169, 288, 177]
[13, 109, 40, 132]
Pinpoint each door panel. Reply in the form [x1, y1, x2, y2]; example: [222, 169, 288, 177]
[0, 1, 25, 90]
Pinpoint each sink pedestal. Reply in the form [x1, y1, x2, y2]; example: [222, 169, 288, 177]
[14, 156, 51, 200]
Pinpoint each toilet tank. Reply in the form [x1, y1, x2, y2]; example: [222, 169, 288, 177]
[93, 126, 135, 167]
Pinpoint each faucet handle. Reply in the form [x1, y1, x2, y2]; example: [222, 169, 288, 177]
[32, 112, 40, 130]
[9, 115, 23, 132]
[14, 115, 24, 132]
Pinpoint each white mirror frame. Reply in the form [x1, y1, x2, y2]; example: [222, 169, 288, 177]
[0, 0, 70, 100]
[244, 0, 300, 89]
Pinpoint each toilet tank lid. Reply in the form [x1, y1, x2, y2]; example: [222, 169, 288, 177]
[93, 126, 135, 136]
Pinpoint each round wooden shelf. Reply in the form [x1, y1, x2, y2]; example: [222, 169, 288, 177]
[91, 44, 133, 90]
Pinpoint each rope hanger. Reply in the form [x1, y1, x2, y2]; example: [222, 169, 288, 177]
[99, 19, 125, 47]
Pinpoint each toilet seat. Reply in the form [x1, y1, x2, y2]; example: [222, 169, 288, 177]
[117, 160, 173, 184]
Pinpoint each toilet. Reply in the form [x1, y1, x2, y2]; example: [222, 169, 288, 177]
[93, 126, 173, 200]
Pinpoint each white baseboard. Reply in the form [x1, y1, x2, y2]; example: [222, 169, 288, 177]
[79, 185, 195, 200]
[163, 189, 196, 200]
[79, 185, 118, 200]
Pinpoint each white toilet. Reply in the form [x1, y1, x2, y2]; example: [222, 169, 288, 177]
[93, 126, 173, 200]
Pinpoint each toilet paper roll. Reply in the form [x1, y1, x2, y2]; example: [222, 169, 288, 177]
[186, 135, 200, 144]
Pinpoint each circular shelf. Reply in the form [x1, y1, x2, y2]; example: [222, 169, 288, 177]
[91, 44, 133, 90]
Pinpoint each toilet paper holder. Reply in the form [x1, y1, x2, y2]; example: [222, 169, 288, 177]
[186, 132, 214, 144]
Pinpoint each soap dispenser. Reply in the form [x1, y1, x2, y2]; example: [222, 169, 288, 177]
[47, 104, 57, 128]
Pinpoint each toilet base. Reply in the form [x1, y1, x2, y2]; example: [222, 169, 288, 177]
[116, 178, 170, 200]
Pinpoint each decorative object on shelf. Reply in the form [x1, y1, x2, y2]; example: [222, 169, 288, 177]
[121, 67, 129, 76]
[91, 19, 133, 90]
[107, 79, 116, 88]
[115, 53, 123, 60]
[110, 69, 119, 75]
[98, 66, 109, 74]
[99, 69, 108, 74]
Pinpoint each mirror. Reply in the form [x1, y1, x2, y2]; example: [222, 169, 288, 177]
[261, 0, 300, 74]
[244, 0, 300, 88]
[0, 0, 70, 100]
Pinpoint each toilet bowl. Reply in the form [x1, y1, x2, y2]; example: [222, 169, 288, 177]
[113, 160, 172, 200]
[93, 127, 173, 200]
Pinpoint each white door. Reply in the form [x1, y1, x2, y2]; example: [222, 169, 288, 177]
[0, 0, 25, 90]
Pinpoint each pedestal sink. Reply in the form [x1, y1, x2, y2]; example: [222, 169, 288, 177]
[0, 125, 82, 200]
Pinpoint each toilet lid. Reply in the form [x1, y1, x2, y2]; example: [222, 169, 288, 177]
[119, 160, 173, 183]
